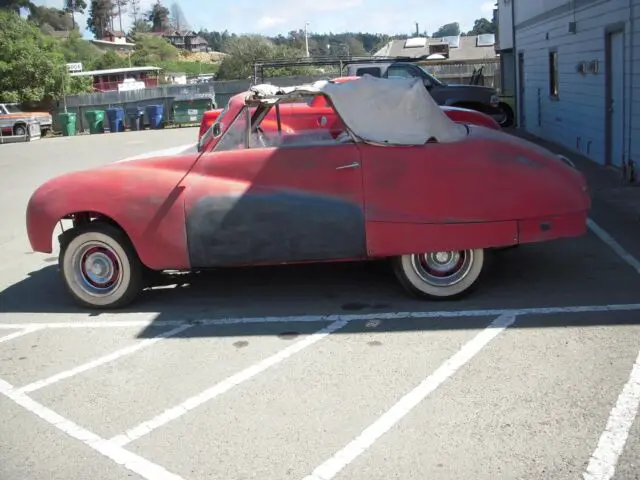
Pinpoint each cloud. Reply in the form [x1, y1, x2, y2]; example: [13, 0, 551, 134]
[256, 15, 287, 30]
[299, 0, 364, 13]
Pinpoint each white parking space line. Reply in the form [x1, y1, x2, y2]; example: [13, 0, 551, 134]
[18, 324, 193, 394]
[583, 350, 640, 480]
[0, 327, 41, 344]
[1, 303, 640, 332]
[109, 319, 349, 447]
[302, 313, 518, 480]
[0, 378, 185, 480]
[588, 219, 640, 275]
[582, 219, 640, 480]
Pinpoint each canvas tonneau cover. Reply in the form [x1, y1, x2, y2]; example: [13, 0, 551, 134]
[248, 75, 467, 146]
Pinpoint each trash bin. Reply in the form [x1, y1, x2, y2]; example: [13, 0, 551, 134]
[172, 98, 214, 125]
[145, 104, 165, 130]
[126, 106, 145, 131]
[105, 107, 125, 133]
[58, 112, 77, 137]
[84, 109, 105, 134]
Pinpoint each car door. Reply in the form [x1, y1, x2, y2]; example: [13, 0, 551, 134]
[182, 107, 366, 268]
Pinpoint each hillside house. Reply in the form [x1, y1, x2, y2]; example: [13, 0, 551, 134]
[158, 30, 209, 52]
[374, 35, 499, 61]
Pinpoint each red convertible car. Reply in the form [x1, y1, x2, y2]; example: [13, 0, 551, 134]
[198, 76, 500, 151]
[26, 75, 590, 309]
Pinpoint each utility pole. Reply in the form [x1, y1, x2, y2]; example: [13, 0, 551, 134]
[304, 21, 310, 57]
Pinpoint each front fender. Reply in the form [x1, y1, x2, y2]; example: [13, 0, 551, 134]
[26, 167, 191, 270]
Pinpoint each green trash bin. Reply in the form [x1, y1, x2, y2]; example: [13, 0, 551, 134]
[84, 109, 105, 134]
[172, 98, 214, 125]
[58, 112, 77, 137]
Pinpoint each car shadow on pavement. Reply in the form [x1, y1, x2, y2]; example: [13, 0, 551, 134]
[2, 236, 640, 337]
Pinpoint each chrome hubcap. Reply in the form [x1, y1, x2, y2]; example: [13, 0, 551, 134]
[72, 242, 122, 296]
[411, 250, 474, 287]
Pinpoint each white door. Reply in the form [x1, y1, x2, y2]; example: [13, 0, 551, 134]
[608, 31, 624, 167]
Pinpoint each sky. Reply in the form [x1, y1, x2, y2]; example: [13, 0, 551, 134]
[36, 0, 496, 38]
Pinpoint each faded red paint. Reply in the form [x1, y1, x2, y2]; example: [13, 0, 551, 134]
[26, 155, 196, 269]
[26, 87, 590, 272]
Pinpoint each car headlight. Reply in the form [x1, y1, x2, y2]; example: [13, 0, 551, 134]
[557, 154, 576, 169]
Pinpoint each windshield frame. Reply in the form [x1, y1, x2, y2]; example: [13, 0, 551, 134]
[417, 66, 446, 86]
[198, 105, 231, 151]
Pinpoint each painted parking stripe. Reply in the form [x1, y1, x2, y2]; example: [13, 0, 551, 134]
[583, 349, 640, 480]
[587, 219, 640, 276]
[17, 323, 193, 394]
[583, 219, 640, 480]
[302, 313, 518, 480]
[0, 378, 185, 480]
[115, 143, 196, 163]
[0, 327, 41, 344]
[1, 303, 640, 331]
[109, 319, 349, 447]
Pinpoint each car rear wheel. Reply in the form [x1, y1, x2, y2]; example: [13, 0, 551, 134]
[392, 249, 486, 300]
[496, 103, 515, 127]
[59, 223, 143, 309]
[13, 124, 27, 136]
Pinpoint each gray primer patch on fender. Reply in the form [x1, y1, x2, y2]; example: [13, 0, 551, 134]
[186, 191, 366, 267]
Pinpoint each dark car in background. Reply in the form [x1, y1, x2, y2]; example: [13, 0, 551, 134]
[345, 61, 508, 126]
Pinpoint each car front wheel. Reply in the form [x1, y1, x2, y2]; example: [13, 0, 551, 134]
[392, 248, 486, 300]
[59, 223, 143, 309]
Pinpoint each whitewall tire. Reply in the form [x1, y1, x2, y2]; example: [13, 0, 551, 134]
[392, 248, 486, 300]
[59, 223, 143, 309]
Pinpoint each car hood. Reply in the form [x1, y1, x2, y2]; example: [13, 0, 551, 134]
[31, 152, 201, 205]
[108, 151, 200, 170]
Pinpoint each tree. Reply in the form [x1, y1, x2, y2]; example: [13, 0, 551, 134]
[128, 0, 140, 21]
[130, 33, 178, 64]
[129, 18, 150, 35]
[216, 35, 276, 79]
[147, 1, 170, 32]
[93, 49, 128, 69]
[0, 10, 87, 103]
[55, 29, 103, 69]
[467, 17, 496, 35]
[197, 29, 233, 52]
[112, 0, 128, 32]
[169, 2, 190, 30]
[63, 0, 87, 30]
[29, 5, 74, 31]
[215, 35, 311, 80]
[87, 0, 112, 37]
[432, 22, 460, 38]
[0, 0, 34, 14]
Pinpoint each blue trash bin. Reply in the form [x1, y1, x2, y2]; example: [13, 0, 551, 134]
[125, 107, 144, 131]
[145, 104, 165, 130]
[106, 107, 125, 133]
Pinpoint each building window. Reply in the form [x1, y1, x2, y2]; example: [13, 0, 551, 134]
[549, 50, 559, 98]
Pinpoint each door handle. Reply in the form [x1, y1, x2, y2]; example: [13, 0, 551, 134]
[336, 161, 360, 170]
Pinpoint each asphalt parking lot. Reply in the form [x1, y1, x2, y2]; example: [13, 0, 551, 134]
[1, 129, 639, 480]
